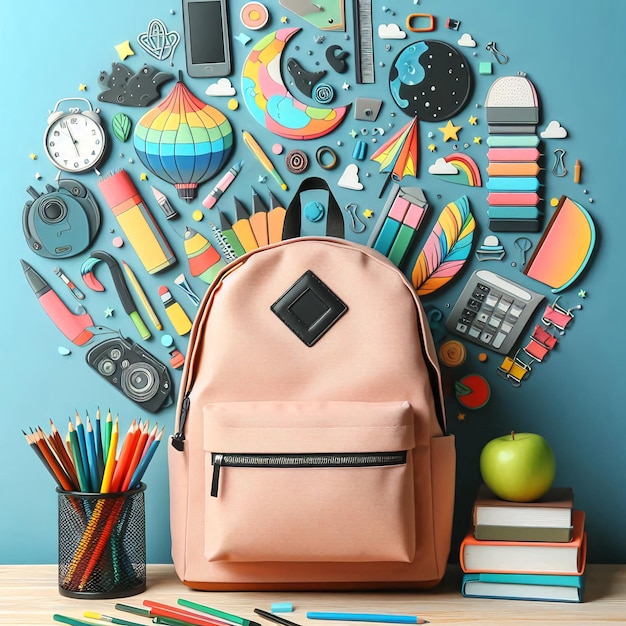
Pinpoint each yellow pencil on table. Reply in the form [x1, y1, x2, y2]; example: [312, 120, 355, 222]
[242, 129, 288, 191]
[122, 261, 162, 330]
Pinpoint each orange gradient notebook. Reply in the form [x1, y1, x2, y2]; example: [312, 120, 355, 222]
[460, 510, 586, 575]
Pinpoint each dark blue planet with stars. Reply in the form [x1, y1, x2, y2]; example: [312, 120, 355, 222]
[389, 40, 472, 120]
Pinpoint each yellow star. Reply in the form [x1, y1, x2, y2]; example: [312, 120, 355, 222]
[428, 143, 436, 152]
[29, 153, 37, 160]
[457, 412, 466, 422]
[115, 40, 135, 60]
[363, 209, 374, 219]
[438, 120, 462, 141]
[78, 84, 87, 91]
[280, 15, 289, 23]
[473, 136, 482, 144]
[469, 116, 478, 125]
[140, 172, 148, 181]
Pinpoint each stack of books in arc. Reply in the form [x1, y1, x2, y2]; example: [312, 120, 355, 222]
[460, 484, 586, 602]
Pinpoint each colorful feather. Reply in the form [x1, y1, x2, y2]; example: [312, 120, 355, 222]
[411, 195, 475, 296]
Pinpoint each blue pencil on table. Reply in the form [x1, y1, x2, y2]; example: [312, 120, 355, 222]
[306, 613, 428, 625]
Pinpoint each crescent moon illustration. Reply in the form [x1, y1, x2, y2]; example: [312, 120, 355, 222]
[241, 27, 349, 141]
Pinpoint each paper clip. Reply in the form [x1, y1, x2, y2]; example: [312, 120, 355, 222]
[406, 13, 435, 32]
[552, 148, 567, 177]
[485, 41, 509, 64]
[343, 203, 366, 234]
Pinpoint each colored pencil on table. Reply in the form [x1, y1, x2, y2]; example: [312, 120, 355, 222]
[307, 614, 428, 625]
[178, 599, 256, 626]
[84, 611, 146, 626]
[143, 601, 227, 626]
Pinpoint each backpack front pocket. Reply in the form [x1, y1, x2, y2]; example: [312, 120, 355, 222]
[202, 401, 416, 563]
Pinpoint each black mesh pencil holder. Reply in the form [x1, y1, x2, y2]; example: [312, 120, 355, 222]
[57, 483, 146, 599]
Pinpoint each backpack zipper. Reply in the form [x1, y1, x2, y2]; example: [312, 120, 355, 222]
[171, 392, 191, 451]
[210, 451, 407, 497]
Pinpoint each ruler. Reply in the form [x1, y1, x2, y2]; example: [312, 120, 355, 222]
[353, 0, 374, 84]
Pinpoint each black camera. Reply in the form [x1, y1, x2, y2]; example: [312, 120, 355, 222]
[86, 336, 173, 413]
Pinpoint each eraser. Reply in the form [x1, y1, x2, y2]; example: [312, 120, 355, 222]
[271, 603, 293, 613]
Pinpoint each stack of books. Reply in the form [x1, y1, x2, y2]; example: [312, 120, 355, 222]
[460, 484, 587, 602]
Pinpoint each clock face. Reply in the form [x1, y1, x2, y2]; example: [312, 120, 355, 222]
[44, 113, 106, 173]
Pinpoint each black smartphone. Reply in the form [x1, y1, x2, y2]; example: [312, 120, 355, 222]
[182, 0, 232, 78]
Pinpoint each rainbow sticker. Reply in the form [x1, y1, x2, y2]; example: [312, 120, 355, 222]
[428, 152, 482, 187]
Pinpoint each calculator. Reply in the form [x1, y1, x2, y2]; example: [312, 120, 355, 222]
[445, 269, 544, 354]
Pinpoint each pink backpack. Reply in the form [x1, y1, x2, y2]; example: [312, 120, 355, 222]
[168, 234, 455, 589]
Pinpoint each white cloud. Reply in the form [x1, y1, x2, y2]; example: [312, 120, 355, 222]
[540, 120, 568, 139]
[205, 78, 236, 97]
[338, 164, 363, 190]
[458, 33, 477, 47]
[429, 158, 459, 175]
[378, 24, 407, 40]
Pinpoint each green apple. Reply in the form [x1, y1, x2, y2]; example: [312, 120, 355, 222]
[479, 431, 556, 502]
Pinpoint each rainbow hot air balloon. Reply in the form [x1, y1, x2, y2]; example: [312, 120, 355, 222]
[133, 72, 234, 201]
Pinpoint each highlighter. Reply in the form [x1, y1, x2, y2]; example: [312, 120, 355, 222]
[159, 286, 193, 336]
[21, 259, 94, 346]
[98, 169, 176, 274]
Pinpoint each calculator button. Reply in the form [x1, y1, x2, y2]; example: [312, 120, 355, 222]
[477, 312, 490, 324]
[509, 303, 524, 318]
[467, 298, 482, 312]
[485, 294, 499, 308]
[455, 321, 469, 334]
[468, 326, 481, 339]
[488, 315, 502, 329]
[480, 330, 494, 344]
[496, 299, 512, 314]
[501, 320, 514, 334]
[492, 332, 507, 349]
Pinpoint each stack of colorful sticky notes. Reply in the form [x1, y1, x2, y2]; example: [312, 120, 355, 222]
[460, 484, 586, 602]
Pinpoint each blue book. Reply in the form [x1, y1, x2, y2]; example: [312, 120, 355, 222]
[461, 572, 584, 602]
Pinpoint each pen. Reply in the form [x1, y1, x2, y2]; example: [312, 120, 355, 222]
[122, 260, 163, 330]
[306, 614, 428, 625]
[84, 610, 146, 626]
[202, 159, 244, 209]
[53, 266, 85, 300]
[254, 608, 302, 626]
[242, 130, 288, 191]
[178, 599, 261, 626]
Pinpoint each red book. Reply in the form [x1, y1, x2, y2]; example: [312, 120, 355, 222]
[460, 510, 586, 575]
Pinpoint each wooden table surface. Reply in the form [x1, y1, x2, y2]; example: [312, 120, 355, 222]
[1, 564, 625, 625]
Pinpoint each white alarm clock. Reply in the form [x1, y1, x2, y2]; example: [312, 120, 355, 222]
[43, 98, 107, 174]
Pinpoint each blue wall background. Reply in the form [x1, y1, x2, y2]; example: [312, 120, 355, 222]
[1, 0, 624, 565]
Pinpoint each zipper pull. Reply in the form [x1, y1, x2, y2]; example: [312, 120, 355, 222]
[211, 453, 223, 497]
[171, 392, 191, 451]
